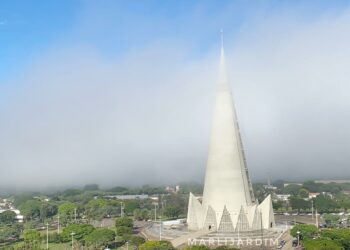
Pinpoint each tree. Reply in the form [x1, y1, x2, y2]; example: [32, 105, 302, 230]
[323, 214, 340, 227]
[273, 200, 284, 211]
[164, 194, 186, 215]
[315, 195, 338, 213]
[164, 206, 182, 219]
[84, 228, 115, 247]
[134, 209, 151, 221]
[116, 226, 133, 236]
[58, 202, 76, 224]
[0, 210, 17, 224]
[289, 196, 311, 212]
[282, 184, 302, 195]
[299, 188, 309, 198]
[40, 203, 58, 221]
[124, 200, 140, 215]
[303, 239, 342, 250]
[115, 217, 133, 237]
[115, 217, 133, 228]
[58, 202, 76, 215]
[48, 232, 61, 243]
[290, 224, 318, 240]
[0, 225, 21, 242]
[139, 240, 175, 250]
[19, 200, 41, 220]
[124, 235, 146, 246]
[85, 199, 108, 220]
[321, 229, 350, 249]
[61, 223, 95, 242]
[23, 229, 41, 249]
[302, 181, 321, 192]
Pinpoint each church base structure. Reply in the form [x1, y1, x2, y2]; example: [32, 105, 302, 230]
[187, 194, 275, 232]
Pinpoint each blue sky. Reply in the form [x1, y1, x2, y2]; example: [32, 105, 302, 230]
[1, 0, 350, 83]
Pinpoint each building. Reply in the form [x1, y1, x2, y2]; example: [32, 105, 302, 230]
[165, 185, 180, 193]
[308, 192, 321, 199]
[274, 194, 291, 202]
[187, 39, 275, 233]
[307, 192, 333, 200]
[263, 184, 278, 190]
[315, 179, 350, 184]
[102, 194, 149, 200]
[283, 182, 303, 187]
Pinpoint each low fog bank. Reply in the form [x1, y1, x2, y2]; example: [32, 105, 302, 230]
[2, 8, 350, 189]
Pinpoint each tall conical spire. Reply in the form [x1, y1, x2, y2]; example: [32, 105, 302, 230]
[219, 29, 229, 91]
[186, 34, 274, 233]
[201, 31, 255, 225]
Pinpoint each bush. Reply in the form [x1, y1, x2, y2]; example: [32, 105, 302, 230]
[84, 228, 115, 247]
[116, 226, 133, 236]
[115, 217, 133, 228]
[23, 230, 41, 249]
[0, 210, 17, 224]
[48, 232, 61, 243]
[61, 223, 95, 242]
[123, 235, 146, 246]
[139, 240, 175, 250]
[291, 224, 318, 240]
[321, 228, 350, 249]
[303, 239, 342, 250]
[163, 206, 182, 219]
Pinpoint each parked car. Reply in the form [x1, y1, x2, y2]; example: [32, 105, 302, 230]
[277, 240, 286, 249]
[292, 239, 298, 247]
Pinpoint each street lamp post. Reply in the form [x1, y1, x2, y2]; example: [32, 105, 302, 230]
[57, 215, 60, 234]
[71, 232, 75, 250]
[160, 220, 162, 241]
[154, 204, 157, 221]
[114, 227, 118, 248]
[46, 222, 49, 249]
[297, 231, 300, 246]
[120, 202, 124, 217]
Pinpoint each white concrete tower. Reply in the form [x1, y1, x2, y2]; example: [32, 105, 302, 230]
[187, 33, 274, 232]
[202, 31, 255, 214]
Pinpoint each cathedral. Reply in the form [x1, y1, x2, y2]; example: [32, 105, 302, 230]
[187, 37, 275, 233]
